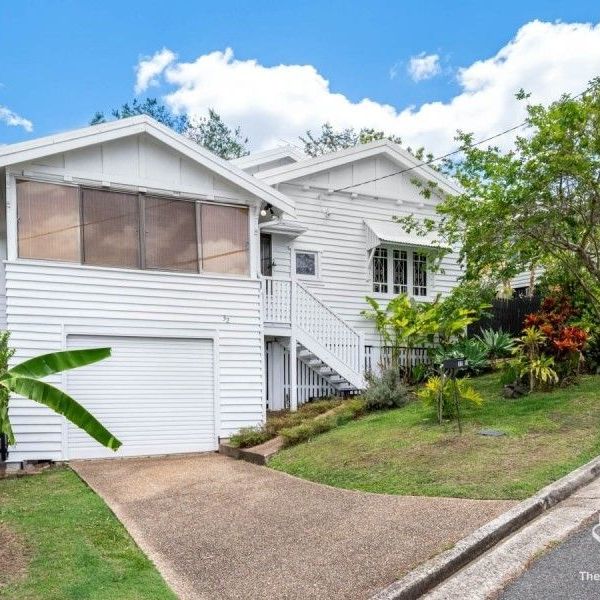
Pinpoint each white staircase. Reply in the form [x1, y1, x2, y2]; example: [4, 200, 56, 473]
[263, 278, 366, 400]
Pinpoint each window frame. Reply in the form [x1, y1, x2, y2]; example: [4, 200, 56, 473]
[294, 249, 320, 280]
[14, 178, 251, 279]
[371, 244, 431, 299]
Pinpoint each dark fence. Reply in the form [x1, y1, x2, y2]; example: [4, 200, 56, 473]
[468, 296, 542, 337]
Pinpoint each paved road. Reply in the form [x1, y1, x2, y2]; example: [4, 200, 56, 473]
[72, 454, 514, 600]
[501, 517, 600, 600]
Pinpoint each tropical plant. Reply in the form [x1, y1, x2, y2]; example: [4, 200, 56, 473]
[418, 375, 483, 425]
[522, 293, 588, 380]
[512, 327, 559, 392]
[475, 329, 515, 359]
[0, 332, 120, 452]
[361, 293, 482, 383]
[362, 369, 412, 410]
[525, 355, 559, 389]
[431, 337, 489, 375]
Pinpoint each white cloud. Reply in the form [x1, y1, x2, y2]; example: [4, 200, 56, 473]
[407, 52, 441, 81]
[139, 20, 600, 154]
[135, 48, 176, 94]
[0, 105, 32, 132]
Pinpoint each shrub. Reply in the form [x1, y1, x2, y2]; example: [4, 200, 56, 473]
[362, 369, 411, 410]
[418, 376, 483, 422]
[229, 426, 272, 448]
[279, 398, 366, 447]
[432, 337, 489, 375]
[522, 293, 588, 381]
[585, 331, 600, 374]
[265, 398, 342, 436]
[512, 327, 559, 392]
[475, 329, 515, 359]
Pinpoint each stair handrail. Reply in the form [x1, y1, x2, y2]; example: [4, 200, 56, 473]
[294, 280, 364, 374]
[295, 280, 362, 340]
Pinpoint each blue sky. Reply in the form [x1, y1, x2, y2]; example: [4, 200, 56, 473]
[1, 1, 599, 151]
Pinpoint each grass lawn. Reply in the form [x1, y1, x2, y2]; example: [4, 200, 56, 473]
[0, 467, 176, 600]
[270, 373, 600, 500]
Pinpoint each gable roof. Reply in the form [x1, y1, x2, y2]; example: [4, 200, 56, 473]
[0, 115, 296, 217]
[254, 139, 461, 197]
[230, 145, 305, 170]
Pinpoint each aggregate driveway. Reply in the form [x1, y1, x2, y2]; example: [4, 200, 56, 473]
[72, 454, 516, 600]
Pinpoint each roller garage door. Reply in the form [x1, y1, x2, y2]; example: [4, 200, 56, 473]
[66, 335, 216, 459]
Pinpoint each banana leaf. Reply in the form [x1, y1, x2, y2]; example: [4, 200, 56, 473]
[1, 376, 121, 451]
[4, 348, 111, 379]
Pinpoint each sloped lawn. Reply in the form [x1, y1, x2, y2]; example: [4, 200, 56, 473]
[269, 373, 600, 500]
[0, 467, 176, 600]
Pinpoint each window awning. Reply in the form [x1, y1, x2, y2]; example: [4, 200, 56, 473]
[364, 219, 445, 251]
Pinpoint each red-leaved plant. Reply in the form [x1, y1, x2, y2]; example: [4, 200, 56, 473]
[523, 293, 588, 378]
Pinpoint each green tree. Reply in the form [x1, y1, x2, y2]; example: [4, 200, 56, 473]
[300, 122, 403, 157]
[0, 332, 120, 453]
[91, 97, 189, 133]
[91, 99, 249, 160]
[401, 79, 600, 318]
[185, 109, 249, 160]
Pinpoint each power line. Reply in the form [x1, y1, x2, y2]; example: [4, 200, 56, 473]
[333, 85, 591, 194]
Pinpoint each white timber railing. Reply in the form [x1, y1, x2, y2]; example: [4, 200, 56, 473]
[261, 277, 364, 377]
[262, 278, 292, 324]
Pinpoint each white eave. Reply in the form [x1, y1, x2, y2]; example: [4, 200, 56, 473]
[0, 115, 296, 217]
[259, 217, 308, 237]
[364, 219, 447, 250]
[230, 145, 305, 170]
[254, 139, 462, 197]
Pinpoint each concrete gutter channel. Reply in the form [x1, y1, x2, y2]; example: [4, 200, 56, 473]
[371, 454, 600, 600]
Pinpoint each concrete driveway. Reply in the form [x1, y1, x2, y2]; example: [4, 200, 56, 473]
[72, 454, 515, 600]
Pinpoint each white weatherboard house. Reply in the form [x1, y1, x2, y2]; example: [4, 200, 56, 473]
[0, 116, 462, 463]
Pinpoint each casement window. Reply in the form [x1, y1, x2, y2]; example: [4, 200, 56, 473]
[295, 250, 318, 278]
[16, 180, 249, 276]
[372, 245, 428, 297]
[413, 252, 428, 297]
[372, 247, 388, 293]
[393, 249, 408, 294]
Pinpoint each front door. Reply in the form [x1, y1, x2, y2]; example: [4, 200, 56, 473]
[260, 233, 273, 276]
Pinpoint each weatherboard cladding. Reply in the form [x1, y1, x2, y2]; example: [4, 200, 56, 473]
[6, 262, 264, 462]
[271, 159, 462, 346]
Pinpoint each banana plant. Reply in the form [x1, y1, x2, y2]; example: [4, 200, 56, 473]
[0, 333, 121, 455]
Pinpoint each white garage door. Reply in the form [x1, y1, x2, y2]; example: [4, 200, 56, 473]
[66, 335, 216, 459]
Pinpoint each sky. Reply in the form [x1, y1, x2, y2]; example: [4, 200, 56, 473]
[1, 1, 600, 155]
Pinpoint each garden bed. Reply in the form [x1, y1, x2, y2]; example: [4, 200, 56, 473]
[269, 373, 600, 500]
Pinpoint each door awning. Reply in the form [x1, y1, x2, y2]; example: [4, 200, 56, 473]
[364, 219, 445, 250]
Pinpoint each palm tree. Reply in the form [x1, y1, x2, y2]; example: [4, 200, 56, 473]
[0, 332, 121, 460]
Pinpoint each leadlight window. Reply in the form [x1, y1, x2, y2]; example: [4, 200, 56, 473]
[393, 249, 408, 294]
[371, 246, 428, 297]
[413, 252, 428, 296]
[295, 251, 318, 277]
[373, 247, 388, 293]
